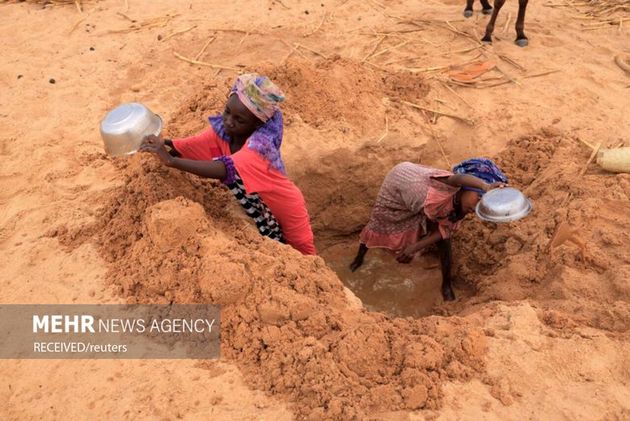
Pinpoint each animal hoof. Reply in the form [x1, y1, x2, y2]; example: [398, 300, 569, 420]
[482, 7, 493, 15]
[515, 38, 529, 47]
[481, 36, 492, 44]
[463, 9, 473, 18]
[442, 286, 456, 302]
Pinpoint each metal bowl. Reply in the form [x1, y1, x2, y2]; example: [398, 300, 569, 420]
[475, 187, 532, 223]
[100, 103, 162, 157]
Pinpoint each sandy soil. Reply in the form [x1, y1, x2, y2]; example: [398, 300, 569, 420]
[1, 0, 629, 419]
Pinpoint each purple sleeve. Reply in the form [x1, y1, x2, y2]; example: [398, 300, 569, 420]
[215, 156, 236, 185]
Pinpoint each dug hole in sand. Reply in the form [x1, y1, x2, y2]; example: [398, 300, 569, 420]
[48, 59, 630, 419]
[2, 0, 630, 419]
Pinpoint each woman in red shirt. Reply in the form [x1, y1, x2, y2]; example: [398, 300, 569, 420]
[140, 74, 316, 255]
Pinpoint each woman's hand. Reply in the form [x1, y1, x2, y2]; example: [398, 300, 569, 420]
[396, 244, 419, 263]
[139, 134, 173, 166]
[484, 181, 508, 192]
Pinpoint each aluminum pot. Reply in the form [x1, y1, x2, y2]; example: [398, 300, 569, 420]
[100, 103, 162, 157]
[475, 187, 532, 223]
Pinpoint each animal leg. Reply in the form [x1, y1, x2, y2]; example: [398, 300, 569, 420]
[464, 0, 475, 18]
[515, 0, 529, 46]
[482, 0, 506, 44]
[480, 0, 493, 14]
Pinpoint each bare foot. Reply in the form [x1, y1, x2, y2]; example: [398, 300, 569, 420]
[441, 285, 456, 301]
[349, 258, 363, 272]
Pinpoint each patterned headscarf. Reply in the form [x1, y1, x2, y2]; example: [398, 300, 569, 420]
[452, 158, 508, 194]
[231, 73, 285, 123]
[209, 74, 286, 174]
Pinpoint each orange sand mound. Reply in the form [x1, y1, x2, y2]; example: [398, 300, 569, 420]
[453, 129, 630, 333]
[2, 0, 630, 418]
[53, 153, 486, 419]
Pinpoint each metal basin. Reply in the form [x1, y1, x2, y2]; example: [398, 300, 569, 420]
[475, 187, 532, 223]
[100, 103, 162, 157]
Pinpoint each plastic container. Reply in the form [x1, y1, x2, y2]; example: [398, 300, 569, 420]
[596, 147, 630, 173]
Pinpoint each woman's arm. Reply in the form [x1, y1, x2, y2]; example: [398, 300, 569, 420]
[169, 157, 226, 179]
[164, 139, 181, 157]
[436, 174, 505, 192]
[396, 229, 442, 263]
[140, 135, 227, 180]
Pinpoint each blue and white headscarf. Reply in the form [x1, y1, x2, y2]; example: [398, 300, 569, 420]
[452, 158, 508, 194]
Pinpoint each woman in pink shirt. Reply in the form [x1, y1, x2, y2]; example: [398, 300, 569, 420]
[140, 74, 316, 255]
[350, 159, 508, 301]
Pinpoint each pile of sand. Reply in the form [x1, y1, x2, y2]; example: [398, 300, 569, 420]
[453, 129, 630, 332]
[48, 77, 630, 417]
[48, 153, 486, 419]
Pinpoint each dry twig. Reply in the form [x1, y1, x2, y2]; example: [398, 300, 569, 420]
[173, 52, 242, 71]
[303, 13, 327, 37]
[194, 36, 216, 61]
[396, 98, 475, 126]
[161, 25, 197, 41]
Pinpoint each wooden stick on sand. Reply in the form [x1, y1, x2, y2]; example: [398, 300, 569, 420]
[376, 115, 389, 143]
[303, 13, 327, 37]
[362, 35, 387, 62]
[173, 52, 242, 71]
[579, 141, 602, 176]
[194, 36, 216, 61]
[295, 43, 329, 59]
[161, 25, 197, 42]
[397, 99, 475, 126]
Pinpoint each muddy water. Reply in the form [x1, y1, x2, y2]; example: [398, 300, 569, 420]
[320, 241, 458, 317]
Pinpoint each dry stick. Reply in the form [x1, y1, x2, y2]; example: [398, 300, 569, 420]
[173, 52, 242, 71]
[441, 44, 483, 56]
[362, 35, 387, 62]
[279, 39, 312, 62]
[194, 35, 216, 61]
[363, 60, 389, 72]
[283, 48, 295, 64]
[443, 20, 478, 42]
[495, 65, 521, 86]
[303, 13, 327, 37]
[577, 137, 597, 150]
[503, 13, 512, 33]
[376, 115, 389, 143]
[204, 28, 250, 33]
[75, 0, 82, 13]
[524, 69, 562, 78]
[472, 69, 561, 88]
[398, 99, 475, 126]
[441, 80, 475, 109]
[370, 40, 411, 60]
[237, 30, 251, 49]
[560, 140, 601, 208]
[124, 0, 129, 12]
[580, 142, 602, 176]
[404, 53, 483, 73]
[161, 25, 197, 41]
[295, 42, 329, 59]
[615, 54, 630, 74]
[425, 123, 451, 168]
[68, 16, 86, 34]
[117, 12, 134, 22]
[276, 0, 290, 9]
